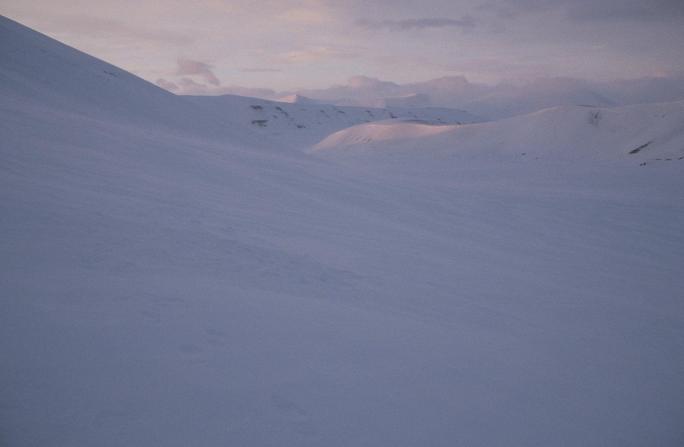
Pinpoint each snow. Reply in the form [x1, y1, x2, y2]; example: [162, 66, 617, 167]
[294, 75, 684, 120]
[2, 14, 684, 447]
[186, 93, 481, 148]
[277, 94, 321, 104]
[314, 102, 684, 162]
[370, 93, 433, 109]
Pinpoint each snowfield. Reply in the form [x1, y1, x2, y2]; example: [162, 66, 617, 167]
[186, 93, 481, 148]
[314, 102, 684, 162]
[1, 15, 684, 447]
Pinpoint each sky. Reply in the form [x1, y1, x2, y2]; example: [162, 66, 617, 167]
[2, 0, 684, 93]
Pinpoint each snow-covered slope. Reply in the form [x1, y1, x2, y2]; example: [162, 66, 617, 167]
[0, 16, 267, 148]
[459, 78, 616, 119]
[372, 93, 432, 108]
[186, 94, 482, 147]
[294, 75, 684, 120]
[1, 15, 479, 152]
[277, 93, 321, 104]
[315, 101, 684, 162]
[2, 15, 684, 447]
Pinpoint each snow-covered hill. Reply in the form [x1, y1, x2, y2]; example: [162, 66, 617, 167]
[460, 78, 616, 119]
[372, 93, 432, 108]
[294, 75, 684, 120]
[0, 15, 266, 148]
[186, 94, 481, 147]
[315, 101, 684, 162]
[277, 93, 322, 104]
[2, 15, 684, 447]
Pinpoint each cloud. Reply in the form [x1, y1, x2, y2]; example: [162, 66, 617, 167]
[175, 58, 220, 86]
[156, 77, 208, 95]
[293, 72, 684, 118]
[178, 77, 211, 91]
[8, 0, 681, 91]
[278, 8, 330, 24]
[156, 77, 280, 99]
[155, 78, 179, 92]
[239, 68, 283, 73]
[218, 86, 279, 99]
[277, 47, 358, 63]
[566, 0, 684, 22]
[48, 15, 193, 45]
[347, 75, 399, 89]
[159, 61, 281, 96]
[480, 0, 684, 22]
[357, 16, 476, 31]
[160, 77, 217, 95]
[295, 75, 403, 101]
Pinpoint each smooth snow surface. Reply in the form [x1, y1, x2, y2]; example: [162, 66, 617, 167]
[2, 15, 684, 447]
[315, 102, 684, 161]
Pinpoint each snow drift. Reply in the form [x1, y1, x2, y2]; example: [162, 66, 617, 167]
[2, 14, 684, 447]
[315, 102, 684, 161]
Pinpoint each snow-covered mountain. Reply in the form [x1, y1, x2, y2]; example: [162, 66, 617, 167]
[459, 78, 617, 119]
[0, 15, 262, 147]
[372, 93, 432, 108]
[315, 101, 684, 162]
[277, 93, 321, 104]
[293, 75, 684, 119]
[186, 94, 481, 147]
[2, 15, 684, 447]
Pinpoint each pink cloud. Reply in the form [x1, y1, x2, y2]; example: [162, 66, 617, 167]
[176, 58, 220, 86]
[155, 78, 179, 92]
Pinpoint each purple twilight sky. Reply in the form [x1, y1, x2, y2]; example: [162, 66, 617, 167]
[2, 0, 683, 93]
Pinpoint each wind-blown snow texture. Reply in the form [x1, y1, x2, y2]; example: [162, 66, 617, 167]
[1, 15, 684, 447]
